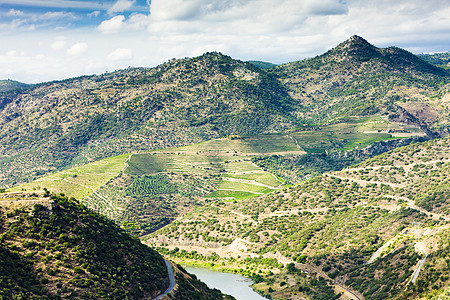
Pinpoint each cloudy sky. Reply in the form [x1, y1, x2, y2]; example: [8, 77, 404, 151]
[1, 0, 449, 83]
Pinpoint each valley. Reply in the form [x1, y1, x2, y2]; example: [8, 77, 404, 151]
[1, 36, 449, 299]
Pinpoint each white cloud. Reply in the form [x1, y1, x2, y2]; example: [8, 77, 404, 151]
[67, 42, 88, 55]
[108, 0, 135, 15]
[7, 9, 25, 17]
[107, 48, 133, 61]
[88, 11, 101, 18]
[6, 50, 18, 56]
[128, 13, 150, 30]
[39, 11, 76, 20]
[98, 13, 149, 33]
[51, 40, 66, 50]
[2, 0, 450, 84]
[98, 15, 126, 33]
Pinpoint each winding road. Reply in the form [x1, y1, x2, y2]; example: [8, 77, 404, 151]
[411, 242, 428, 284]
[154, 260, 176, 300]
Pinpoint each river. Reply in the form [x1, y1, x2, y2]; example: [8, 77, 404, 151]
[184, 266, 268, 300]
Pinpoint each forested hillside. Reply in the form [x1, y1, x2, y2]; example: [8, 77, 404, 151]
[1, 36, 449, 189]
[0, 192, 231, 299]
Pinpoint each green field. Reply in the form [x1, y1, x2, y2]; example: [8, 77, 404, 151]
[9, 154, 130, 199]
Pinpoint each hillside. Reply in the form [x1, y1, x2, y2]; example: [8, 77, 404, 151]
[0, 79, 30, 93]
[147, 136, 450, 299]
[0, 52, 296, 188]
[2, 36, 449, 190]
[271, 35, 450, 133]
[11, 121, 422, 237]
[417, 52, 450, 68]
[0, 192, 232, 299]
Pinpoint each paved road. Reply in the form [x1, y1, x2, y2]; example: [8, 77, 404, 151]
[412, 243, 428, 283]
[154, 260, 175, 300]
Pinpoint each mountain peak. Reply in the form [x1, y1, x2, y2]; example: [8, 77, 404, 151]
[329, 35, 379, 62]
[346, 35, 370, 45]
[338, 35, 376, 51]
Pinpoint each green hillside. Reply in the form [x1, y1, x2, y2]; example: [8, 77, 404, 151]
[0, 52, 296, 188]
[417, 52, 450, 68]
[2, 36, 450, 299]
[247, 61, 277, 69]
[0, 79, 30, 93]
[11, 119, 420, 237]
[271, 35, 450, 132]
[148, 136, 450, 299]
[1, 36, 449, 189]
[0, 192, 230, 299]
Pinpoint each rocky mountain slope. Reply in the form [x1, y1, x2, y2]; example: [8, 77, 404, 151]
[0, 52, 296, 188]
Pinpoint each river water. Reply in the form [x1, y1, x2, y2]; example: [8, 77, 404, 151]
[184, 266, 268, 300]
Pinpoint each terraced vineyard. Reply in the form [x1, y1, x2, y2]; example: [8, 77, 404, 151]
[7, 116, 425, 237]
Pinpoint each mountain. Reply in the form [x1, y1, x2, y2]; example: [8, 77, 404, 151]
[0, 192, 232, 299]
[0, 52, 296, 188]
[270, 35, 450, 132]
[1, 37, 449, 189]
[2, 36, 450, 300]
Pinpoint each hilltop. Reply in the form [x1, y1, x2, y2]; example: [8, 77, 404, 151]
[271, 35, 449, 132]
[0, 192, 232, 299]
[0, 79, 30, 93]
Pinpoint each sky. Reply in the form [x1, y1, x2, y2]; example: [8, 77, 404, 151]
[0, 0, 449, 83]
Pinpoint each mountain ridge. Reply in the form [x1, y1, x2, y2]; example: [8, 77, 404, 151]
[0, 36, 449, 189]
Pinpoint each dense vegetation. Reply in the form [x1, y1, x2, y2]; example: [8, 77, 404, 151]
[253, 136, 428, 184]
[85, 173, 216, 236]
[0, 193, 231, 299]
[0, 79, 30, 93]
[0, 52, 297, 188]
[271, 35, 450, 131]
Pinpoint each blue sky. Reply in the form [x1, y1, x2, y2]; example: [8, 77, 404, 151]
[1, 0, 449, 83]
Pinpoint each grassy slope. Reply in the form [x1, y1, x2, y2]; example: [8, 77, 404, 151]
[9, 117, 425, 237]
[8, 154, 129, 200]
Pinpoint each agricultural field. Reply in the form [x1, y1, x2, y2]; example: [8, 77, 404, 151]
[290, 115, 423, 153]
[8, 154, 130, 200]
